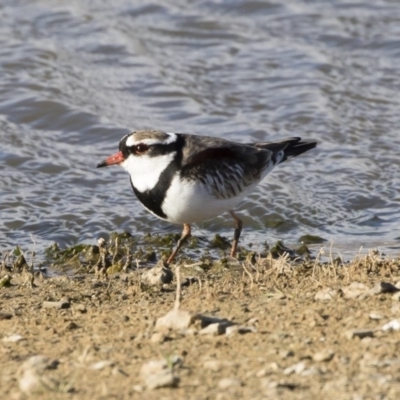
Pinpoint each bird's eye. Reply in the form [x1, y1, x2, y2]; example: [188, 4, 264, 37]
[132, 144, 149, 155]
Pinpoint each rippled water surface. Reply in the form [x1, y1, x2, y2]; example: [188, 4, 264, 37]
[1, 0, 400, 258]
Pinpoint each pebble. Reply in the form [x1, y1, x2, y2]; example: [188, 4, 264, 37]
[218, 377, 242, 389]
[314, 287, 337, 301]
[301, 366, 320, 376]
[155, 309, 197, 331]
[313, 349, 335, 362]
[341, 282, 369, 299]
[90, 360, 115, 370]
[145, 371, 179, 390]
[142, 265, 173, 285]
[150, 332, 166, 343]
[18, 356, 59, 394]
[203, 360, 223, 371]
[202, 360, 235, 372]
[256, 368, 268, 377]
[3, 334, 25, 343]
[283, 362, 306, 375]
[42, 299, 70, 309]
[369, 312, 384, 320]
[381, 319, 400, 331]
[260, 378, 288, 392]
[73, 304, 87, 313]
[140, 357, 180, 390]
[391, 303, 400, 315]
[279, 349, 295, 359]
[344, 329, 374, 340]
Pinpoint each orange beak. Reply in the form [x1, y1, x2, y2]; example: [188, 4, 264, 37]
[96, 151, 125, 168]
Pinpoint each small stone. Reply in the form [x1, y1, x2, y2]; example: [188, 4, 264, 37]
[381, 319, 400, 331]
[203, 360, 222, 371]
[142, 265, 173, 285]
[218, 377, 242, 389]
[140, 357, 180, 390]
[150, 332, 166, 343]
[256, 369, 268, 377]
[90, 360, 115, 370]
[73, 304, 87, 313]
[279, 349, 295, 359]
[391, 303, 400, 315]
[256, 362, 280, 377]
[283, 362, 306, 375]
[344, 329, 374, 340]
[268, 362, 280, 371]
[260, 378, 279, 391]
[301, 366, 320, 376]
[18, 356, 59, 394]
[3, 334, 25, 343]
[315, 287, 337, 301]
[145, 371, 179, 390]
[141, 360, 167, 376]
[313, 350, 335, 362]
[369, 312, 384, 320]
[341, 282, 369, 299]
[155, 309, 197, 331]
[42, 300, 70, 309]
[112, 367, 127, 377]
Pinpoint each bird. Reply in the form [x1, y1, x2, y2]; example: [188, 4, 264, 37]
[97, 130, 317, 265]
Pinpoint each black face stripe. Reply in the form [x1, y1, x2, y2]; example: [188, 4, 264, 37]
[146, 142, 178, 157]
[130, 134, 185, 219]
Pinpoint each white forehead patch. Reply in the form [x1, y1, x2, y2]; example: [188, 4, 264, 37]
[125, 132, 177, 147]
[120, 152, 175, 192]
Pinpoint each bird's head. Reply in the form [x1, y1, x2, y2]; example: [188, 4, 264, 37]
[96, 130, 180, 192]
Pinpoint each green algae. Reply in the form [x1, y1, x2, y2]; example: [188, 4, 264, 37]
[13, 254, 29, 272]
[5, 229, 318, 278]
[211, 234, 231, 250]
[298, 234, 327, 244]
[0, 274, 12, 288]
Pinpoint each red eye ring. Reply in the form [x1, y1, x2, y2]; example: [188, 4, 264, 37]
[134, 144, 149, 155]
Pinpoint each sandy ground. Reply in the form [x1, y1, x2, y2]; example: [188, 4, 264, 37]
[1, 243, 400, 399]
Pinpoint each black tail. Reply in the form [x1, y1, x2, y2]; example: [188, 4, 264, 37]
[254, 137, 317, 163]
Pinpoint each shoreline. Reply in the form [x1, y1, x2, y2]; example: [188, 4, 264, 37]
[1, 239, 400, 398]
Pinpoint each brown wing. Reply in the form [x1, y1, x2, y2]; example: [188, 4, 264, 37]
[180, 135, 273, 199]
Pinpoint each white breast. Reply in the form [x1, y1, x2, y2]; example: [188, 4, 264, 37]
[161, 174, 259, 224]
[120, 153, 175, 192]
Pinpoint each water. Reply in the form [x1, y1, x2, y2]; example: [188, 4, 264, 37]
[1, 0, 400, 260]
